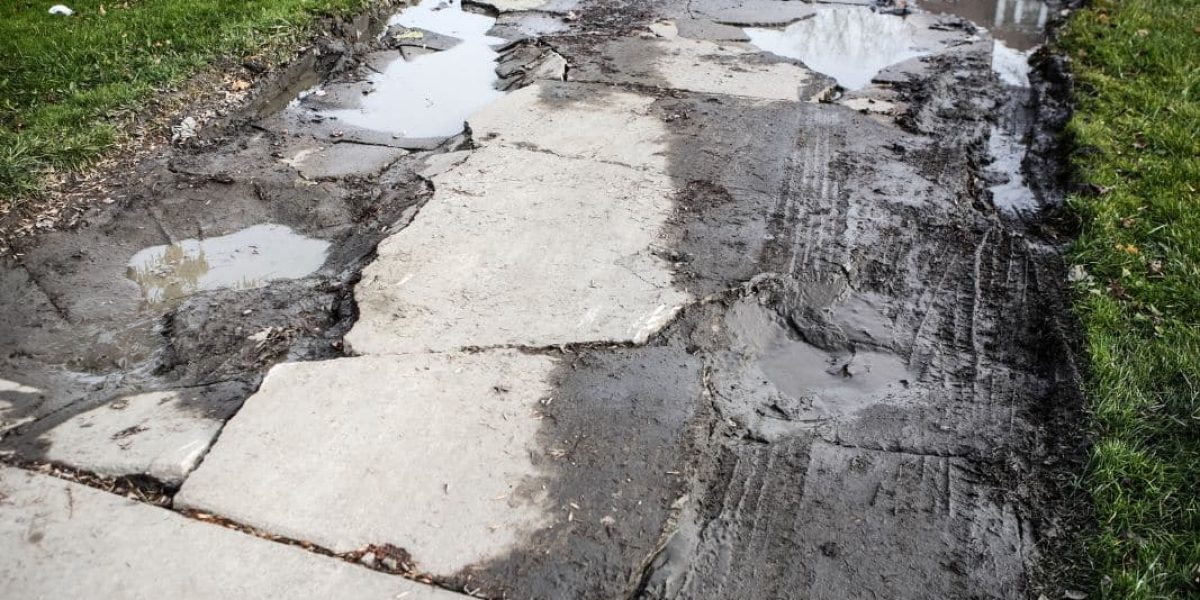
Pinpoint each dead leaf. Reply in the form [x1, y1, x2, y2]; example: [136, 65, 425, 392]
[230, 79, 251, 92]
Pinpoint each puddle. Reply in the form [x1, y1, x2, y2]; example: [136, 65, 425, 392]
[917, 0, 1049, 85]
[126, 224, 330, 304]
[746, 8, 931, 90]
[757, 341, 910, 409]
[312, 0, 506, 138]
[991, 40, 1033, 87]
[986, 126, 1039, 214]
[726, 300, 910, 424]
[917, 0, 1050, 51]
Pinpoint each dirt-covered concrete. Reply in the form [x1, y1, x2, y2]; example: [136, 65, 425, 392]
[0, 0, 1089, 598]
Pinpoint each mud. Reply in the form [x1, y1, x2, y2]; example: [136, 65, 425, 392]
[445, 1, 1088, 597]
[0, 9, 440, 457]
[1, 0, 1089, 598]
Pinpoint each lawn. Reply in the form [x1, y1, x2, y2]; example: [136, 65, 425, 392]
[1060, 0, 1200, 597]
[0, 0, 378, 202]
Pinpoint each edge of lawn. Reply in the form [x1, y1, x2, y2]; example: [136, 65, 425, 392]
[0, 0, 401, 253]
[1059, 0, 1200, 597]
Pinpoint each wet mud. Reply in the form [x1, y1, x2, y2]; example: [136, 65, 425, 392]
[0, 8, 443, 455]
[450, 1, 1088, 598]
[1, 0, 1089, 598]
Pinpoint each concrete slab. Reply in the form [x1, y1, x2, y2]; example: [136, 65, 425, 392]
[176, 352, 557, 576]
[475, 0, 579, 13]
[0, 467, 463, 599]
[470, 82, 668, 172]
[345, 145, 686, 354]
[685, 0, 818, 27]
[0, 378, 45, 435]
[568, 34, 815, 101]
[281, 142, 408, 180]
[37, 391, 222, 486]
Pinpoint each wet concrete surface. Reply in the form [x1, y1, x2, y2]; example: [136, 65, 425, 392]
[0, 0, 1089, 598]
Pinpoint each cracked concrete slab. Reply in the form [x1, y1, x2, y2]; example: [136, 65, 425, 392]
[0, 1, 1088, 597]
[345, 145, 687, 354]
[0, 467, 464, 599]
[683, 0, 818, 26]
[470, 82, 668, 171]
[178, 343, 706, 597]
[35, 391, 223, 486]
[176, 352, 555, 576]
[568, 33, 819, 101]
[176, 350, 552, 576]
[475, 0, 579, 13]
[280, 142, 409, 181]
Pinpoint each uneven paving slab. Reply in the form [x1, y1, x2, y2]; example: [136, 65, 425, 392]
[566, 31, 822, 101]
[470, 82, 668, 171]
[476, 0, 580, 14]
[280, 142, 409, 181]
[685, 0, 819, 26]
[178, 352, 557, 574]
[346, 145, 687, 354]
[0, 467, 463, 599]
[178, 348, 703, 593]
[34, 391, 224, 486]
[456, 345, 704, 598]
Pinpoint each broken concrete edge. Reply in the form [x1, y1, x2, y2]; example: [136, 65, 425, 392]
[341, 270, 783, 360]
[0, 466, 480, 599]
[0, 454, 175, 506]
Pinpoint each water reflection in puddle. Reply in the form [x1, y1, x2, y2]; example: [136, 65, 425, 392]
[987, 127, 1039, 214]
[917, 0, 1049, 85]
[319, 0, 506, 138]
[991, 41, 1033, 87]
[917, 0, 1050, 51]
[747, 8, 930, 90]
[126, 224, 329, 304]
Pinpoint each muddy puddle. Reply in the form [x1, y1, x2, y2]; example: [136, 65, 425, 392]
[917, 0, 1051, 51]
[126, 224, 330, 305]
[986, 126, 1039, 214]
[917, 0, 1050, 86]
[746, 8, 931, 90]
[721, 297, 911, 431]
[293, 0, 506, 139]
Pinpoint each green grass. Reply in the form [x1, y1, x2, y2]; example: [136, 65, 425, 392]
[0, 0, 378, 202]
[1060, 0, 1200, 597]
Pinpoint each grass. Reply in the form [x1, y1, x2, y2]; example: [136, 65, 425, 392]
[1059, 0, 1200, 597]
[0, 0, 379, 203]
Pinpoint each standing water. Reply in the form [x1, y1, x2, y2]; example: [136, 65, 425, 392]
[126, 224, 330, 305]
[746, 8, 931, 90]
[916, 0, 1052, 85]
[916, 0, 1053, 215]
[318, 0, 506, 138]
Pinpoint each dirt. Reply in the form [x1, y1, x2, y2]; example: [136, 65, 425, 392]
[0, 8, 436, 452]
[0, 0, 1091, 598]
[448, 2, 1090, 598]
